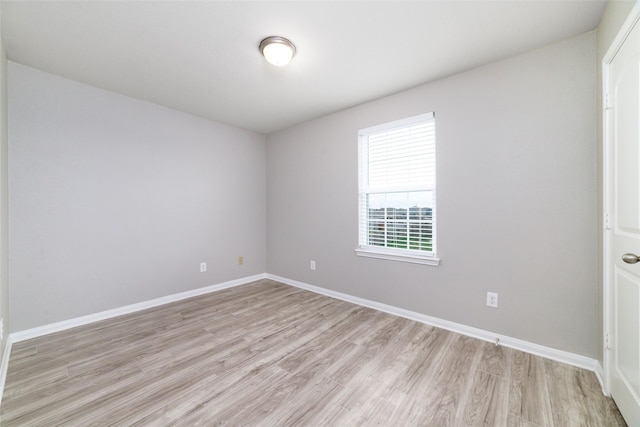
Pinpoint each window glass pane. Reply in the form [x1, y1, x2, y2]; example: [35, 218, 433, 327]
[368, 221, 385, 247]
[366, 191, 433, 252]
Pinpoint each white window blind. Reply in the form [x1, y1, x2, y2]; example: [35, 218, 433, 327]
[357, 113, 438, 265]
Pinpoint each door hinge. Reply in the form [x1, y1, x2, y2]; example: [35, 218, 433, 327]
[605, 332, 612, 350]
[605, 93, 611, 110]
[605, 212, 611, 229]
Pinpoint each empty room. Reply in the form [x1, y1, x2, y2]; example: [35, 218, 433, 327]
[0, 0, 638, 425]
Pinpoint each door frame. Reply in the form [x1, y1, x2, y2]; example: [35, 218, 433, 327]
[602, 0, 640, 396]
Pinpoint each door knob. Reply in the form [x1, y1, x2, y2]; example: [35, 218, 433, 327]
[622, 253, 640, 264]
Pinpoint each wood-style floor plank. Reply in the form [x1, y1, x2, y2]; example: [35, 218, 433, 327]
[460, 369, 510, 426]
[0, 279, 627, 426]
[509, 350, 555, 426]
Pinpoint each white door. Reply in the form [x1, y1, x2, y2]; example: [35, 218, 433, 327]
[606, 8, 640, 426]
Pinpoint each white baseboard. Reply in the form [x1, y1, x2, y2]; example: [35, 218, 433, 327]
[11, 274, 266, 343]
[4, 271, 603, 406]
[267, 274, 601, 374]
[0, 336, 13, 407]
[594, 361, 607, 395]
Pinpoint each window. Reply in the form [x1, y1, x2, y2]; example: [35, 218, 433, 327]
[356, 113, 439, 266]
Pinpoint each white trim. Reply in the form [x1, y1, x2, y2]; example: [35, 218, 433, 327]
[0, 336, 12, 406]
[267, 274, 600, 374]
[602, 1, 640, 64]
[601, 0, 640, 397]
[594, 361, 607, 396]
[10, 274, 266, 343]
[602, 57, 613, 394]
[355, 248, 440, 266]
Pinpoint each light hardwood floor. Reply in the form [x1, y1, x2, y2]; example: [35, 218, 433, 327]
[0, 279, 626, 426]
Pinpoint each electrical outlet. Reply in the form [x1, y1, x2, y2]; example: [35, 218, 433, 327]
[310, 260, 316, 270]
[486, 292, 498, 308]
[200, 262, 207, 273]
[238, 256, 244, 265]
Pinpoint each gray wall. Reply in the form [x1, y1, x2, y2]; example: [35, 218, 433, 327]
[0, 7, 8, 357]
[595, 0, 636, 365]
[9, 63, 267, 332]
[267, 32, 598, 357]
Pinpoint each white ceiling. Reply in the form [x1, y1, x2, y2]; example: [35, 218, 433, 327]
[1, 1, 607, 134]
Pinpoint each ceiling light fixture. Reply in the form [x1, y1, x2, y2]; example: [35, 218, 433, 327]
[259, 36, 296, 67]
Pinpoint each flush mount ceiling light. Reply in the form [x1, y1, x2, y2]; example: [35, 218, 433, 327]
[259, 36, 296, 67]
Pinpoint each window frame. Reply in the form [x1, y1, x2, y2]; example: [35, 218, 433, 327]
[355, 112, 440, 266]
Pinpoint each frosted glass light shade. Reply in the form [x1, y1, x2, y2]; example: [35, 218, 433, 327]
[259, 36, 296, 67]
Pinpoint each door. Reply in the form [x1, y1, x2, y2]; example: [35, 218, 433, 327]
[606, 9, 640, 426]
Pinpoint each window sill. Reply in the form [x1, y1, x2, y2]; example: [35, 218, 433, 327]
[354, 248, 440, 266]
